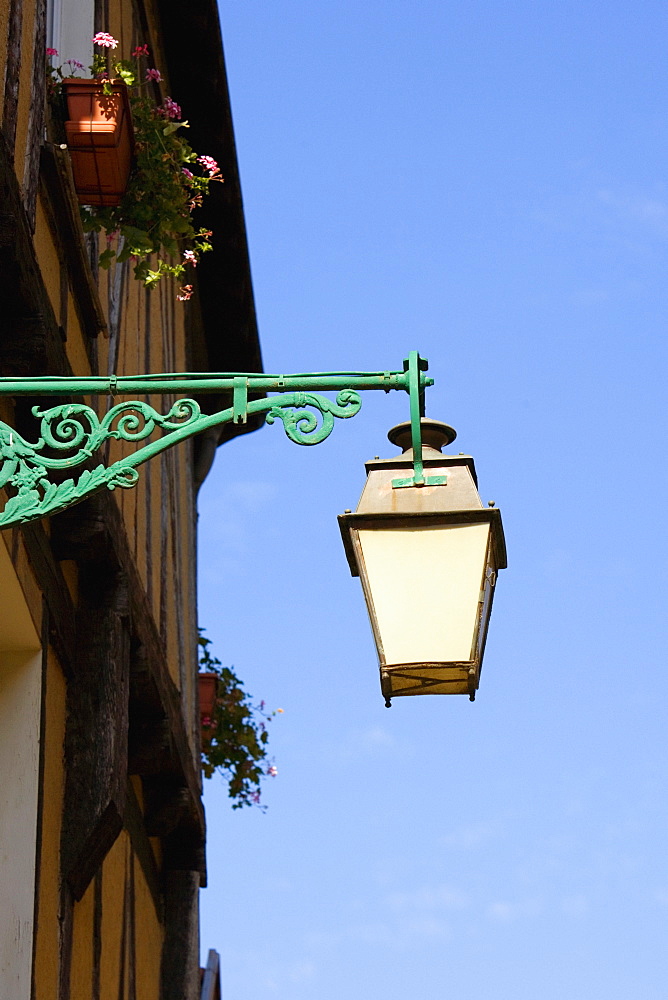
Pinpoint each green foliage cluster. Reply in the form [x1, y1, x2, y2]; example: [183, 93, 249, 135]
[198, 631, 280, 810]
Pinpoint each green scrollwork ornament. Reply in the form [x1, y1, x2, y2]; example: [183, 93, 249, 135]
[0, 355, 433, 528]
[265, 389, 361, 445]
[0, 399, 200, 527]
[0, 390, 365, 528]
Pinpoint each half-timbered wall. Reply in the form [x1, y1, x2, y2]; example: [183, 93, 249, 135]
[0, 0, 261, 997]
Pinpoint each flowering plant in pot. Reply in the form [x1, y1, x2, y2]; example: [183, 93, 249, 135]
[198, 631, 281, 810]
[47, 34, 220, 293]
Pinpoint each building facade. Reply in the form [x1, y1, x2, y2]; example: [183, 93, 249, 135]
[0, 0, 261, 996]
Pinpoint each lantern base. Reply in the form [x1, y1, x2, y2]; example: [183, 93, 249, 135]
[380, 662, 480, 704]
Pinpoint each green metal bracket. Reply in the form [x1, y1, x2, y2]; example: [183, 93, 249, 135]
[232, 376, 248, 424]
[0, 358, 435, 529]
[391, 351, 448, 489]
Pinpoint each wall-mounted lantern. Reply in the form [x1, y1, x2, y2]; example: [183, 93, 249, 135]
[0, 353, 505, 708]
[338, 418, 506, 706]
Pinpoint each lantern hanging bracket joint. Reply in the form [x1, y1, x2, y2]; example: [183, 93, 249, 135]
[232, 376, 248, 424]
[392, 351, 448, 489]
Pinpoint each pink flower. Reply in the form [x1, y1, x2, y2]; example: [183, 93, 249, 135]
[159, 97, 182, 120]
[65, 59, 85, 70]
[132, 44, 149, 58]
[145, 68, 162, 82]
[197, 155, 219, 177]
[267, 765, 278, 777]
[177, 284, 193, 302]
[92, 32, 118, 48]
[182, 168, 194, 181]
[183, 250, 197, 266]
[46, 47, 58, 56]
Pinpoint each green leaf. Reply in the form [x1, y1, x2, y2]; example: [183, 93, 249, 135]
[98, 248, 116, 269]
[116, 65, 135, 85]
[120, 226, 155, 253]
[171, 215, 191, 234]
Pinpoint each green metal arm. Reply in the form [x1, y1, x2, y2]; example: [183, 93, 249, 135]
[0, 355, 434, 529]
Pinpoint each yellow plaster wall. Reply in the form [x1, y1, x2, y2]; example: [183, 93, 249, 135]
[70, 830, 163, 1000]
[99, 833, 126, 1000]
[32, 649, 67, 1000]
[108, 0, 134, 52]
[69, 878, 94, 1000]
[133, 853, 163, 1000]
[0, 649, 42, 999]
[65, 293, 94, 375]
[97, 831, 163, 1000]
[0, 531, 42, 648]
[33, 199, 61, 321]
[59, 560, 79, 604]
[134, 857, 164, 1000]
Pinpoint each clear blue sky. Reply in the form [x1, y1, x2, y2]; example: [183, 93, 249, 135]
[197, 2, 668, 997]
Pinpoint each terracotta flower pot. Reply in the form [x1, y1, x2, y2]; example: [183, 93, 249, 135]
[198, 672, 218, 722]
[63, 79, 134, 206]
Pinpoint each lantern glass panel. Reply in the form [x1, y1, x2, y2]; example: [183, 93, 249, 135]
[357, 521, 490, 666]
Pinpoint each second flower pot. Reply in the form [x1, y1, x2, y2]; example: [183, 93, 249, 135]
[198, 672, 219, 724]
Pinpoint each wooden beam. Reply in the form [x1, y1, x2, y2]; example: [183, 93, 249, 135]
[60, 565, 131, 900]
[23, 0, 46, 230]
[2, 0, 23, 159]
[160, 870, 201, 1000]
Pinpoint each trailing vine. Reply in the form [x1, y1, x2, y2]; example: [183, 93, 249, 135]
[198, 631, 281, 810]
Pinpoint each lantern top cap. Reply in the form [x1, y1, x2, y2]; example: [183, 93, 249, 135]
[388, 418, 457, 454]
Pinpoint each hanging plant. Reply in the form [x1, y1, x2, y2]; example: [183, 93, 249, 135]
[47, 35, 221, 295]
[198, 630, 281, 810]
